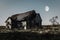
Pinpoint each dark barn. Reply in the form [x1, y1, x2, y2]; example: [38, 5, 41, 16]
[5, 10, 42, 29]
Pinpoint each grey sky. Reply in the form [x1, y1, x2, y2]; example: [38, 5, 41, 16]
[0, 0, 60, 25]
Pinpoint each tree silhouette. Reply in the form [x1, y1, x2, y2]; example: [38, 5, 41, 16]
[49, 16, 59, 25]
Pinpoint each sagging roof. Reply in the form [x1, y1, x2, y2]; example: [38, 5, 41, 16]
[11, 10, 36, 21]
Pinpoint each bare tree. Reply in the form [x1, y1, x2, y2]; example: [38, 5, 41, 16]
[49, 16, 59, 25]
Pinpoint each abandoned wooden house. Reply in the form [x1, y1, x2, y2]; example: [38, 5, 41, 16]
[5, 10, 42, 29]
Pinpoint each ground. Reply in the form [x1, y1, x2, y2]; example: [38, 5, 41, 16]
[0, 26, 60, 40]
[0, 32, 60, 40]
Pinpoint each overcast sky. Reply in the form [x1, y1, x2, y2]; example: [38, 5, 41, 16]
[0, 0, 60, 25]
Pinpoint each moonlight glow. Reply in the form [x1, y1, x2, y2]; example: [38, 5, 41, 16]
[45, 6, 49, 12]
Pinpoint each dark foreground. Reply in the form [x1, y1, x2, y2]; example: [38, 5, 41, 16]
[0, 32, 60, 40]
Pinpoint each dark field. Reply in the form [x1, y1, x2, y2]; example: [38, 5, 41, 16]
[0, 32, 60, 40]
[0, 26, 60, 40]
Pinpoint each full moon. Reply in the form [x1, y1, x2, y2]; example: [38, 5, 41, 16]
[45, 6, 49, 12]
